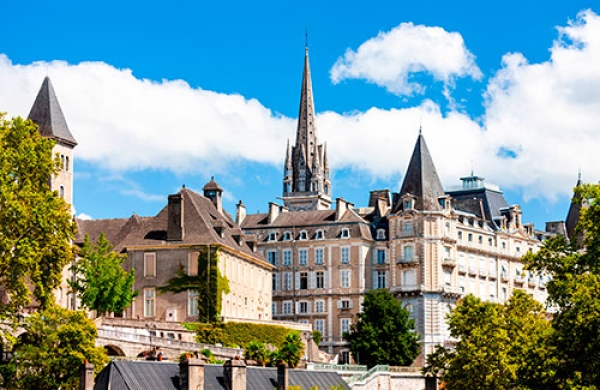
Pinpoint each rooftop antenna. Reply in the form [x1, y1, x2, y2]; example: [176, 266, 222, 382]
[471, 159, 474, 176]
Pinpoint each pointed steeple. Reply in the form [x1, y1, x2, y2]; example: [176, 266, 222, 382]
[295, 46, 318, 170]
[565, 173, 584, 242]
[394, 133, 444, 212]
[28, 77, 78, 146]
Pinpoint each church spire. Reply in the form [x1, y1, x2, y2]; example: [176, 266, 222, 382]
[394, 133, 444, 212]
[281, 46, 331, 211]
[566, 173, 584, 243]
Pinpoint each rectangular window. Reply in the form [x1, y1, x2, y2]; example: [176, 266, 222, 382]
[403, 221, 413, 234]
[272, 302, 277, 316]
[283, 249, 292, 266]
[315, 300, 325, 313]
[315, 248, 324, 264]
[341, 318, 351, 335]
[283, 272, 292, 290]
[376, 249, 386, 264]
[282, 301, 292, 314]
[187, 252, 199, 276]
[341, 247, 350, 264]
[375, 270, 387, 289]
[298, 301, 309, 314]
[299, 249, 308, 266]
[144, 253, 156, 277]
[314, 319, 325, 337]
[403, 246, 414, 262]
[339, 299, 352, 309]
[188, 290, 199, 316]
[341, 269, 351, 288]
[300, 272, 308, 290]
[316, 271, 325, 289]
[272, 273, 279, 291]
[267, 250, 279, 266]
[144, 288, 155, 317]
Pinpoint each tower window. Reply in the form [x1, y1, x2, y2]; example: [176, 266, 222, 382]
[59, 185, 65, 199]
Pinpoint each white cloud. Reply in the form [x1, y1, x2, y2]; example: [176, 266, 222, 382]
[76, 212, 93, 221]
[481, 9, 600, 201]
[0, 56, 294, 174]
[1, 9, 600, 207]
[330, 22, 482, 96]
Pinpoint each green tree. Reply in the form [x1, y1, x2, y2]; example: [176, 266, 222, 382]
[424, 291, 554, 390]
[0, 115, 75, 318]
[525, 183, 600, 388]
[244, 340, 268, 366]
[345, 289, 420, 367]
[1, 306, 108, 390]
[158, 246, 229, 323]
[278, 332, 304, 368]
[70, 233, 137, 315]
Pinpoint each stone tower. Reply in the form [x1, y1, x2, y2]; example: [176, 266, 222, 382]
[281, 47, 331, 211]
[28, 76, 78, 211]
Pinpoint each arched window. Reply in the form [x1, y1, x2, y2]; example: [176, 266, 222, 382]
[59, 185, 65, 199]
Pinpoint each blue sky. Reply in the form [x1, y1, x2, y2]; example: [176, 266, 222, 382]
[1, 0, 599, 229]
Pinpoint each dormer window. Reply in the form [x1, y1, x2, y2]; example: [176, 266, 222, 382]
[283, 231, 292, 241]
[404, 200, 412, 210]
[376, 229, 385, 240]
[341, 228, 350, 239]
[315, 230, 324, 240]
[267, 232, 277, 242]
[299, 231, 308, 241]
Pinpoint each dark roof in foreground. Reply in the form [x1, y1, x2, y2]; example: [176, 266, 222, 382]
[94, 360, 350, 390]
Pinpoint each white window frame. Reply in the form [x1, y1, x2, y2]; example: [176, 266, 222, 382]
[315, 300, 325, 313]
[188, 290, 199, 317]
[299, 249, 308, 266]
[144, 288, 155, 317]
[283, 249, 292, 266]
[341, 247, 350, 264]
[341, 270, 351, 288]
[144, 253, 156, 277]
[315, 248, 324, 264]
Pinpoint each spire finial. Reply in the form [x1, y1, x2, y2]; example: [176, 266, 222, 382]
[419, 116, 422, 134]
[305, 28, 308, 49]
[471, 159, 474, 176]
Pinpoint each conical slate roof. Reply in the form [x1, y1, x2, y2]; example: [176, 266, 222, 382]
[295, 47, 318, 170]
[28, 77, 77, 146]
[566, 174, 583, 242]
[394, 133, 444, 212]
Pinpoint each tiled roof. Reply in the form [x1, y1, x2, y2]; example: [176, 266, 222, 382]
[94, 361, 350, 390]
[76, 188, 265, 261]
[28, 77, 78, 146]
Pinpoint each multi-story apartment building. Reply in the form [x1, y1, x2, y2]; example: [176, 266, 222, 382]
[241, 47, 555, 363]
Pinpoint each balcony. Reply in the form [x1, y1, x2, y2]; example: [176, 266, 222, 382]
[514, 275, 524, 284]
[392, 284, 421, 293]
[458, 264, 467, 274]
[442, 258, 456, 267]
[528, 278, 537, 287]
[442, 285, 462, 295]
[468, 267, 477, 276]
[488, 270, 497, 279]
[397, 257, 418, 265]
[479, 269, 488, 278]
[500, 272, 509, 282]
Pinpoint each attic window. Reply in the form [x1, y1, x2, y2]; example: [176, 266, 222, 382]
[315, 230, 324, 240]
[299, 231, 308, 240]
[341, 228, 350, 239]
[376, 229, 385, 240]
[283, 231, 292, 241]
[268, 232, 277, 242]
[404, 200, 412, 210]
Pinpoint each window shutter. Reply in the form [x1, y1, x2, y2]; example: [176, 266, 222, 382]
[372, 271, 377, 289]
[337, 300, 342, 309]
[295, 272, 300, 290]
[324, 271, 328, 289]
[310, 271, 316, 289]
[307, 301, 311, 313]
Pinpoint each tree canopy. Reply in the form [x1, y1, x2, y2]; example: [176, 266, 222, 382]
[344, 289, 420, 367]
[70, 233, 137, 315]
[524, 183, 600, 388]
[1, 306, 108, 390]
[158, 246, 229, 323]
[0, 115, 75, 317]
[424, 291, 554, 390]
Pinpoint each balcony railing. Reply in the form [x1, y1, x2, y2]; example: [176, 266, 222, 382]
[442, 258, 456, 266]
[468, 267, 477, 276]
[528, 278, 537, 287]
[397, 257, 419, 265]
[479, 269, 488, 277]
[442, 285, 462, 295]
[458, 264, 467, 274]
[488, 270, 497, 279]
[391, 284, 421, 293]
[501, 272, 509, 282]
[515, 275, 524, 284]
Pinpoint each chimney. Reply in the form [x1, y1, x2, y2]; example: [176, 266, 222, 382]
[180, 358, 205, 390]
[224, 358, 246, 390]
[236, 200, 246, 225]
[79, 361, 94, 390]
[268, 202, 280, 224]
[168, 193, 184, 241]
[335, 198, 353, 221]
[277, 363, 288, 390]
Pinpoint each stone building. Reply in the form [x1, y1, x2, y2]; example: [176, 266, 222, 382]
[241, 47, 553, 363]
[76, 181, 274, 323]
[27, 76, 78, 309]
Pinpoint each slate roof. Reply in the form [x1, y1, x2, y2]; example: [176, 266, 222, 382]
[565, 176, 583, 241]
[94, 360, 351, 390]
[446, 186, 509, 227]
[76, 188, 265, 261]
[28, 76, 78, 146]
[393, 134, 444, 212]
[241, 208, 373, 241]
